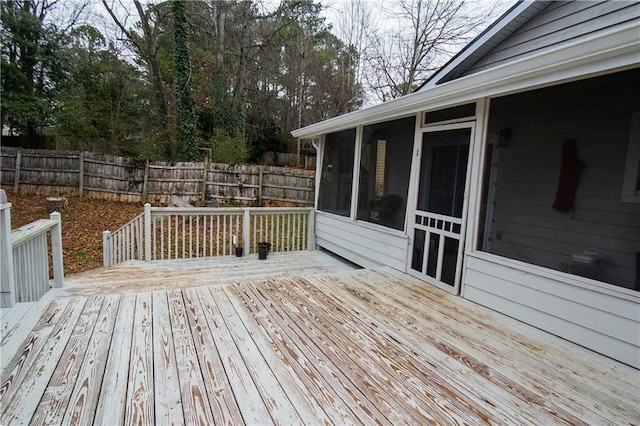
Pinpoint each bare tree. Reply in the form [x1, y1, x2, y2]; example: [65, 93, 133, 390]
[332, 0, 377, 106]
[366, 0, 498, 102]
[101, 0, 169, 132]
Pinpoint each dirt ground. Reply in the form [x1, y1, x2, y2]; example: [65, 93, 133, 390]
[4, 191, 145, 275]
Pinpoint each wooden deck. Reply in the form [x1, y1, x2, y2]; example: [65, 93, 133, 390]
[1, 251, 638, 425]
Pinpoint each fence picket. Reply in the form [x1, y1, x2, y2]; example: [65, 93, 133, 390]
[1, 146, 314, 205]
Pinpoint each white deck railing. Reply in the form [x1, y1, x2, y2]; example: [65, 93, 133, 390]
[103, 204, 315, 267]
[0, 202, 64, 307]
[102, 213, 144, 266]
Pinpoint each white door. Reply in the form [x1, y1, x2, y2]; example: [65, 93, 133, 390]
[408, 123, 474, 294]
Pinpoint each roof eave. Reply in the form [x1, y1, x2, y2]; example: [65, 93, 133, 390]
[291, 21, 639, 139]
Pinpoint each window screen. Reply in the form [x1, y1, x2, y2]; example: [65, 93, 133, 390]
[318, 129, 356, 216]
[357, 116, 415, 230]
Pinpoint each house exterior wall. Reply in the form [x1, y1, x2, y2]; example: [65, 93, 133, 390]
[462, 1, 639, 77]
[461, 253, 640, 367]
[315, 211, 409, 271]
[462, 69, 640, 368]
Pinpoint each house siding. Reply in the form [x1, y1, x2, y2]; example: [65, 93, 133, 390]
[462, 254, 640, 368]
[315, 211, 408, 271]
[462, 1, 640, 77]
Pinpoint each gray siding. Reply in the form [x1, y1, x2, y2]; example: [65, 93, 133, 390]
[462, 255, 640, 368]
[315, 212, 408, 271]
[485, 69, 640, 289]
[463, 1, 640, 76]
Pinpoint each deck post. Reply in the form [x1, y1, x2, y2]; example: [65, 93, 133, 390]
[307, 208, 315, 250]
[144, 203, 152, 262]
[103, 231, 112, 267]
[242, 208, 251, 254]
[50, 212, 64, 287]
[0, 201, 16, 307]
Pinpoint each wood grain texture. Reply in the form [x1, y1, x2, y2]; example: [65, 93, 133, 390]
[61, 294, 120, 425]
[93, 292, 136, 425]
[181, 287, 243, 425]
[124, 292, 154, 426]
[30, 296, 104, 426]
[1, 298, 86, 425]
[152, 290, 184, 425]
[0, 257, 637, 425]
[166, 289, 215, 425]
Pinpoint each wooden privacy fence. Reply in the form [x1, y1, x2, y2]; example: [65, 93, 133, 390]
[103, 204, 315, 267]
[0, 146, 315, 205]
[0, 201, 64, 307]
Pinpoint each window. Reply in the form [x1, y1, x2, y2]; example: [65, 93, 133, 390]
[423, 103, 476, 126]
[357, 116, 415, 230]
[318, 129, 356, 216]
[621, 111, 640, 203]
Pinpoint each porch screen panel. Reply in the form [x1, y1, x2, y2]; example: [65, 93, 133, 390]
[478, 68, 640, 291]
[357, 116, 415, 230]
[318, 129, 356, 217]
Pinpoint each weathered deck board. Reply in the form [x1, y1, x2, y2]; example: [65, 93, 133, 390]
[1, 298, 86, 425]
[197, 286, 273, 425]
[341, 268, 640, 424]
[215, 286, 316, 424]
[181, 287, 243, 425]
[0, 251, 637, 425]
[61, 294, 120, 425]
[30, 296, 104, 426]
[1, 300, 51, 372]
[233, 281, 401, 425]
[275, 276, 499, 424]
[52, 250, 356, 298]
[124, 292, 154, 425]
[260, 279, 435, 425]
[229, 281, 361, 425]
[166, 288, 215, 425]
[152, 290, 183, 425]
[93, 292, 136, 425]
[219, 286, 332, 424]
[300, 274, 571, 424]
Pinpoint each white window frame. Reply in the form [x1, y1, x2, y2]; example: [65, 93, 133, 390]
[621, 111, 640, 203]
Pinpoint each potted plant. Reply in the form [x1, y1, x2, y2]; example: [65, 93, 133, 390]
[257, 241, 271, 260]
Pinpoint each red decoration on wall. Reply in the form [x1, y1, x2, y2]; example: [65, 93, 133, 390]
[552, 138, 585, 212]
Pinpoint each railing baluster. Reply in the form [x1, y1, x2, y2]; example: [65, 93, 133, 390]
[209, 215, 213, 257]
[196, 215, 200, 257]
[161, 216, 165, 260]
[223, 214, 227, 255]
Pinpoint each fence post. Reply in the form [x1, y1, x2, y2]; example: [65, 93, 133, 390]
[78, 151, 84, 197]
[13, 148, 22, 193]
[0, 201, 16, 307]
[144, 203, 151, 262]
[103, 231, 112, 267]
[142, 159, 150, 202]
[50, 212, 64, 287]
[307, 208, 315, 250]
[201, 158, 209, 201]
[258, 166, 264, 205]
[242, 208, 251, 254]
